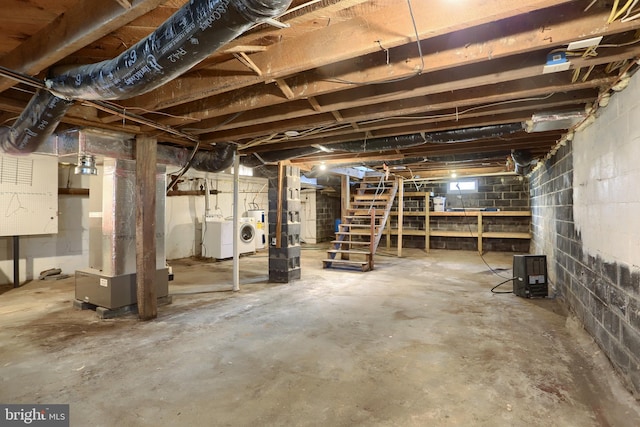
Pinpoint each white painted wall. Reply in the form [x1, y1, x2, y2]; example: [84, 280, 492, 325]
[0, 167, 267, 285]
[165, 172, 268, 259]
[573, 73, 640, 266]
[300, 189, 317, 244]
[0, 165, 90, 285]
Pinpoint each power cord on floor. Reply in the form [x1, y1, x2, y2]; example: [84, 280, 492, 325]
[453, 183, 517, 294]
[491, 277, 516, 294]
[455, 183, 512, 280]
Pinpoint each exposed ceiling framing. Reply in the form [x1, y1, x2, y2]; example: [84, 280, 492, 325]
[1, 0, 640, 177]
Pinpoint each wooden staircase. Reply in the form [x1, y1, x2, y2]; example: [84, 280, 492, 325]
[323, 173, 398, 271]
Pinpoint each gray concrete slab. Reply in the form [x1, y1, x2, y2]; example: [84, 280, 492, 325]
[0, 246, 638, 426]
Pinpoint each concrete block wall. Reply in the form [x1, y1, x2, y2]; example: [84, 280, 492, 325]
[315, 192, 341, 242]
[529, 72, 640, 396]
[268, 166, 301, 283]
[394, 175, 529, 251]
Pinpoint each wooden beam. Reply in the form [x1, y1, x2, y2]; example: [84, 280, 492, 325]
[276, 162, 284, 249]
[222, 45, 268, 54]
[114, 0, 132, 9]
[135, 135, 158, 321]
[145, 2, 640, 126]
[331, 110, 344, 122]
[341, 175, 350, 226]
[233, 52, 263, 76]
[307, 97, 322, 112]
[125, 0, 576, 111]
[275, 79, 295, 100]
[0, 0, 165, 92]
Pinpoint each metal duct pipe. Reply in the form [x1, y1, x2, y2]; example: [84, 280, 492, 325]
[0, 89, 73, 154]
[328, 134, 426, 152]
[1, 0, 292, 154]
[426, 123, 523, 143]
[511, 149, 534, 175]
[242, 133, 427, 167]
[190, 143, 235, 172]
[46, 0, 292, 100]
[241, 147, 320, 167]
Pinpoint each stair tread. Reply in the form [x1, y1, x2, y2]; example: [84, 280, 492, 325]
[327, 249, 371, 255]
[323, 259, 369, 265]
[331, 240, 372, 245]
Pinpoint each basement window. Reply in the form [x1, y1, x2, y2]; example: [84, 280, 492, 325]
[447, 180, 477, 193]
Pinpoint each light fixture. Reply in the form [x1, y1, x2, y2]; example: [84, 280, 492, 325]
[319, 163, 327, 171]
[451, 171, 457, 178]
[284, 130, 299, 137]
[75, 153, 98, 175]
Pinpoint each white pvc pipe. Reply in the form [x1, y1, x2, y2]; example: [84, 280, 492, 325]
[232, 151, 240, 292]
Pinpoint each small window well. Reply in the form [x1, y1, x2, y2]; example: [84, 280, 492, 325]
[447, 180, 477, 193]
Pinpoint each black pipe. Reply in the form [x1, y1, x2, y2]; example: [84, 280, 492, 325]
[13, 236, 19, 288]
[190, 143, 236, 172]
[328, 134, 426, 152]
[512, 149, 534, 175]
[426, 123, 523, 143]
[46, 0, 292, 100]
[0, 89, 73, 154]
[1, 0, 292, 154]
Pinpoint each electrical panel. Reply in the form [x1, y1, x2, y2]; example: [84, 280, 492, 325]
[513, 255, 548, 298]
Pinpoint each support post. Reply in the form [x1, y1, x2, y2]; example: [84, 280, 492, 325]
[276, 162, 284, 249]
[13, 236, 19, 288]
[478, 212, 483, 254]
[397, 178, 404, 257]
[341, 175, 350, 225]
[425, 194, 430, 253]
[135, 135, 157, 321]
[232, 150, 240, 292]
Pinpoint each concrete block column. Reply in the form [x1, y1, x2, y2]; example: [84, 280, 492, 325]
[268, 165, 301, 283]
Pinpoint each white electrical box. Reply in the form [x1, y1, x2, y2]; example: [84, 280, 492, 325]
[0, 154, 58, 236]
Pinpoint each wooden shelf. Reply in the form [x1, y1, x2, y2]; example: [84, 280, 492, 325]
[482, 231, 531, 239]
[386, 186, 531, 253]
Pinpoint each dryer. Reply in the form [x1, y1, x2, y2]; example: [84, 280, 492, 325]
[238, 217, 256, 254]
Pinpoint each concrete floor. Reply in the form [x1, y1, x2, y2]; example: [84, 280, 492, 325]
[1, 246, 639, 426]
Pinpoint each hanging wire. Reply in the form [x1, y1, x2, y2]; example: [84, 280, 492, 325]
[323, 0, 424, 86]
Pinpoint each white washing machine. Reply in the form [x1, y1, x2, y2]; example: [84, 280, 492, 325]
[202, 218, 233, 259]
[238, 217, 256, 254]
[247, 209, 266, 249]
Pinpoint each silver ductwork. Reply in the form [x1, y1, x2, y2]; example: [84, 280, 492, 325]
[38, 128, 234, 173]
[511, 149, 535, 175]
[0, 0, 292, 154]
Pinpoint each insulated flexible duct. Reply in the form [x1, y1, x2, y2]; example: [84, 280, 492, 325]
[0, 0, 292, 154]
[190, 143, 236, 172]
[0, 89, 74, 154]
[241, 133, 427, 167]
[426, 123, 523, 143]
[242, 125, 524, 168]
[511, 149, 534, 175]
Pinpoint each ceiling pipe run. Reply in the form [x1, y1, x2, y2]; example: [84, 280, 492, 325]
[425, 123, 524, 143]
[242, 133, 428, 167]
[511, 149, 535, 175]
[0, 0, 292, 155]
[243, 125, 523, 168]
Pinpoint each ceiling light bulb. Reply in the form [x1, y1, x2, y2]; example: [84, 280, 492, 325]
[319, 163, 327, 171]
[451, 172, 457, 178]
